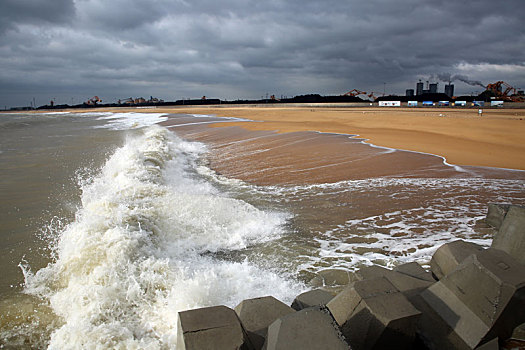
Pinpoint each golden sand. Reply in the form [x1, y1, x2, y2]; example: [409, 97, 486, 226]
[54, 105, 525, 171]
[156, 105, 525, 171]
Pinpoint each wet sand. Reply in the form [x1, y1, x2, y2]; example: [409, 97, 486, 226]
[160, 113, 525, 185]
[40, 105, 525, 184]
[155, 106, 525, 171]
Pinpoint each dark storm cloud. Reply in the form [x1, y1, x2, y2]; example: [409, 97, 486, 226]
[1, 0, 524, 107]
[0, 0, 76, 33]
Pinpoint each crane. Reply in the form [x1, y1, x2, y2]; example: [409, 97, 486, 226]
[342, 89, 377, 101]
[85, 96, 102, 105]
[342, 89, 368, 97]
[485, 81, 524, 102]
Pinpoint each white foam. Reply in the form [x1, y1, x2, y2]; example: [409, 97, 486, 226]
[254, 177, 525, 273]
[23, 125, 302, 348]
[93, 112, 169, 130]
[188, 114, 251, 122]
[313, 130, 470, 171]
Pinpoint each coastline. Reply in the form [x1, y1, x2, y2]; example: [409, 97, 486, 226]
[2, 107, 525, 348]
[39, 105, 525, 172]
[162, 106, 525, 171]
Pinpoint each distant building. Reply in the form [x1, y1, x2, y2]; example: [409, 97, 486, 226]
[429, 83, 438, 94]
[379, 101, 401, 107]
[416, 81, 424, 96]
[444, 84, 454, 98]
[406, 89, 415, 97]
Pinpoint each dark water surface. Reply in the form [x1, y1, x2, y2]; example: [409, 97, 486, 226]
[0, 111, 523, 348]
[0, 112, 123, 296]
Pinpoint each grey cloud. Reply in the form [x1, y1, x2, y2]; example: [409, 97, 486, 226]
[0, 0, 76, 33]
[1, 0, 525, 107]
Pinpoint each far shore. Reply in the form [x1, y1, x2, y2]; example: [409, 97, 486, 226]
[27, 104, 525, 171]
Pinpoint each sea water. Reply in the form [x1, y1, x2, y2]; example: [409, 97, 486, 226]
[0, 111, 524, 348]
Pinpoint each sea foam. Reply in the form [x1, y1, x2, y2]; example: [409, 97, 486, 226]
[93, 112, 169, 130]
[23, 125, 301, 348]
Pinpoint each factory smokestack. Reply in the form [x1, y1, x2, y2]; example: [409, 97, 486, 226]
[436, 73, 485, 88]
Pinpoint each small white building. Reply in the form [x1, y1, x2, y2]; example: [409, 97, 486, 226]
[379, 101, 401, 107]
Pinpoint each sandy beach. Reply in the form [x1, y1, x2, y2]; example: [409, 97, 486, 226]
[78, 104, 525, 171]
[153, 105, 525, 171]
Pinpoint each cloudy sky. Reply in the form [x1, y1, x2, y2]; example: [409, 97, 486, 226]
[1, 0, 524, 107]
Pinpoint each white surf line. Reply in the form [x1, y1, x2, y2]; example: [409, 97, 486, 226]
[172, 115, 525, 174]
[358, 136, 469, 173]
[166, 121, 225, 128]
[327, 131, 524, 174]
[165, 113, 259, 129]
[187, 113, 254, 123]
[312, 130, 468, 173]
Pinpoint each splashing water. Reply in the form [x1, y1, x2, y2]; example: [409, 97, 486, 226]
[21, 125, 302, 348]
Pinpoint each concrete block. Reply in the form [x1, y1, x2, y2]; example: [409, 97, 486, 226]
[235, 296, 295, 350]
[485, 203, 510, 230]
[291, 289, 335, 311]
[419, 248, 525, 349]
[492, 205, 525, 265]
[327, 277, 421, 350]
[511, 322, 525, 341]
[475, 337, 498, 350]
[264, 305, 349, 350]
[310, 269, 352, 287]
[177, 305, 253, 350]
[356, 265, 433, 304]
[393, 262, 435, 282]
[430, 240, 484, 280]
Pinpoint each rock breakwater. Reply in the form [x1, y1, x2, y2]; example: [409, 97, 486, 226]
[177, 204, 525, 349]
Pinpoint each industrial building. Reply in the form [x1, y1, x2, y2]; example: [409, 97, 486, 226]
[444, 84, 454, 98]
[409, 80, 454, 97]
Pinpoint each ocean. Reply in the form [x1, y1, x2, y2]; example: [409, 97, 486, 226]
[0, 111, 524, 348]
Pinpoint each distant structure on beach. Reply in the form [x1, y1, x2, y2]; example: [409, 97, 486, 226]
[444, 84, 454, 98]
[416, 81, 424, 96]
[414, 80, 441, 96]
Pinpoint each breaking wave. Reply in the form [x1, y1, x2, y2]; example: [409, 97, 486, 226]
[22, 125, 301, 348]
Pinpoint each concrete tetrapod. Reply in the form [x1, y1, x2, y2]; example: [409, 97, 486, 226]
[291, 289, 335, 311]
[393, 262, 435, 283]
[177, 305, 253, 350]
[264, 305, 349, 350]
[355, 265, 434, 306]
[235, 296, 295, 350]
[485, 203, 511, 230]
[419, 248, 525, 349]
[326, 277, 421, 350]
[492, 205, 525, 265]
[430, 240, 484, 280]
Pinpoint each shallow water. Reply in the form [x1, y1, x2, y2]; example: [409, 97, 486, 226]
[0, 111, 524, 348]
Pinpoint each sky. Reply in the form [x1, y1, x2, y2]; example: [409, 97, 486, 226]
[1, 0, 524, 108]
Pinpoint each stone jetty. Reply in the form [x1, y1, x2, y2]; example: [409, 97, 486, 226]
[177, 204, 525, 349]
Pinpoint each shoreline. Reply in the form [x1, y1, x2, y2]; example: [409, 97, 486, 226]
[158, 105, 525, 171]
[13, 105, 525, 171]
[182, 106, 525, 171]
[160, 116, 525, 186]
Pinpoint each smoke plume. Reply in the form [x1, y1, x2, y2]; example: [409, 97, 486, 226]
[436, 73, 485, 87]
